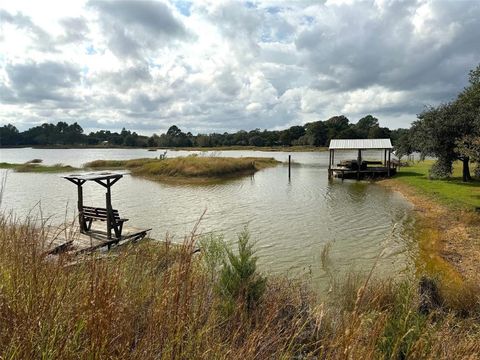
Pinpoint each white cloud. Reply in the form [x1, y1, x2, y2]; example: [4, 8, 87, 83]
[0, 0, 479, 133]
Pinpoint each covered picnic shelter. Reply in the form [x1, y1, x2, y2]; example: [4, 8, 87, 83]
[328, 139, 396, 180]
[61, 172, 151, 251]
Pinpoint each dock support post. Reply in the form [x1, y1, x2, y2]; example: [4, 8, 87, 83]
[387, 149, 391, 177]
[288, 155, 291, 179]
[328, 150, 332, 179]
[357, 149, 361, 180]
[106, 180, 112, 239]
[77, 183, 85, 233]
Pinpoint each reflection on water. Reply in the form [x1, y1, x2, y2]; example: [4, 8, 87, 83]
[0, 147, 415, 292]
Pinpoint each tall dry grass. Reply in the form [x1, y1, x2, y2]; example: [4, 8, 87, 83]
[0, 215, 479, 359]
[84, 156, 279, 182]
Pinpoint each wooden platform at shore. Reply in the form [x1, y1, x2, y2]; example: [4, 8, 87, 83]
[45, 223, 151, 255]
[331, 166, 397, 180]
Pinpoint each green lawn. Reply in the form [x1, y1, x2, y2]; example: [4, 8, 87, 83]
[395, 160, 480, 210]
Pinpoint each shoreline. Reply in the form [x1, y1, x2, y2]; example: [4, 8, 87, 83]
[379, 178, 480, 287]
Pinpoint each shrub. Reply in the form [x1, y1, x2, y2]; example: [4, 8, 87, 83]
[429, 158, 452, 179]
[199, 233, 227, 281]
[217, 228, 266, 314]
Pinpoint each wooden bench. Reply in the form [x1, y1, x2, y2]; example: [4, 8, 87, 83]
[81, 206, 129, 238]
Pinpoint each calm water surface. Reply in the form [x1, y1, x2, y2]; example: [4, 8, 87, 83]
[0, 148, 415, 291]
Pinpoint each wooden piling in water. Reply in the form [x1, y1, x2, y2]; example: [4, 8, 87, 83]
[288, 155, 291, 179]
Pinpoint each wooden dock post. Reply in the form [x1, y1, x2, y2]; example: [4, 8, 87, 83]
[387, 149, 391, 177]
[77, 182, 85, 233]
[288, 155, 291, 179]
[328, 149, 333, 179]
[357, 149, 362, 180]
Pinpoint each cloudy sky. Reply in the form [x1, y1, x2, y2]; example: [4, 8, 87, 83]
[0, 0, 479, 134]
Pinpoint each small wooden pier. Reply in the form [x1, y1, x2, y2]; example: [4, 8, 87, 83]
[46, 223, 151, 255]
[47, 172, 151, 255]
[328, 139, 398, 180]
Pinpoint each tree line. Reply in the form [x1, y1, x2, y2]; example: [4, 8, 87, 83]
[395, 64, 480, 182]
[0, 115, 408, 149]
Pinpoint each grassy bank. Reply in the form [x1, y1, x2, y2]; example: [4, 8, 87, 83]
[84, 156, 280, 183]
[394, 160, 480, 210]
[0, 217, 478, 359]
[0, 162, 78, 173]
[382, 160, 480, 288]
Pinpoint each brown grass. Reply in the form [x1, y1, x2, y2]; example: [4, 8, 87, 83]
[84, 156, 280, 183]
[0, 162, 78, 173]
[0, 215, 479, 359]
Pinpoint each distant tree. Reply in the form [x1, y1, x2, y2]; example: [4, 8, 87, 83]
[325, 115, 350, 139]
[368, 126, 391, 139]
[0, 124, 21, 146]
[196, 134, 212, 147]
[355, 115, 379, 138]
[249, 135, 266, 147]
[279, 130, 291, 146]
[288, 125, 306, 141]
[233, 130, 248, 146]
[167, 125, 182, 137]
[338, 126, 359, 139]
[305, 121, 328, 146]
[147, 134, 160, 147]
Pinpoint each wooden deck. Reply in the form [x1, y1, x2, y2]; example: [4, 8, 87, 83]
[330, 166, 397, 180]
[45, 223, 151, 255]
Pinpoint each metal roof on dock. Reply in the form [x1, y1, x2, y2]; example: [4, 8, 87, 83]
[328, 139, 393, 150]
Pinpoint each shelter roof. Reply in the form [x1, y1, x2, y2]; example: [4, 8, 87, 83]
[63, 172, 123, 182]
[328, 138, 393, 150]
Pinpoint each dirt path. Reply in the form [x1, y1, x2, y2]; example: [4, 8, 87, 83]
[380, 179, 480, 285]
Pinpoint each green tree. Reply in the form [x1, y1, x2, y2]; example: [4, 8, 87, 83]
[218, 228, 266, 314]
[0, 124, 21, 146]
[305, 121, 328, 146]
[355, 115, 379, 138]
[166, 125, 182, 137]
[412, 64, 480, 181]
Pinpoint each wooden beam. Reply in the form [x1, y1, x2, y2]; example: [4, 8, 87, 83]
[109, 177, 121, 187]
[93, 179, 108, 188]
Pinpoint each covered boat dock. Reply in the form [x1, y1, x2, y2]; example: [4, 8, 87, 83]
[328, 139, 397, 180]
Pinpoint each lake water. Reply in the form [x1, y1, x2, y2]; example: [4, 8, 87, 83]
[0, 147, 415, 291]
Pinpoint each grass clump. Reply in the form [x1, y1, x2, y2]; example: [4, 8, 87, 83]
[84, 156, 280, 183]
[0, 162, 78, 173]
[395, 160, 480, 209]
